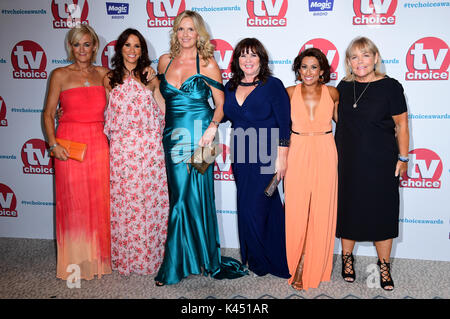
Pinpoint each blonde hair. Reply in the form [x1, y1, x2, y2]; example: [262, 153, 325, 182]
[343, 36, 385, 81]
[169, 10, 214, 64]
[66, 25, 99, 63]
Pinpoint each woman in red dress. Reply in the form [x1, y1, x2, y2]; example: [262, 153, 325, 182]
[43, 25, 111, 280]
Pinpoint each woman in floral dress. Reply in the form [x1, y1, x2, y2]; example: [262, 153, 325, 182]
[104, 29, 169, 275]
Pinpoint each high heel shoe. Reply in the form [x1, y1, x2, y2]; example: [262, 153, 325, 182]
[377, 259, 394, 291]
[155, 280, 165, 287]
[341, 252, 355, 283]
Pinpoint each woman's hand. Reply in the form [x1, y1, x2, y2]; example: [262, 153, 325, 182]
[275, 146, 289, 181]
[55, 108, 63, 120]
[395, 160, 408, 177]
[144, 66, 156, 82]
[198, 124, 218, 147]
[51, 144, 69, 161]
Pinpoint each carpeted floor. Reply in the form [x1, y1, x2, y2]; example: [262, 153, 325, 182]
[0, 237, 449, 300]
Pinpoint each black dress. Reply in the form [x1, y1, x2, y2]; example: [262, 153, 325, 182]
[335, 76, 407, 241]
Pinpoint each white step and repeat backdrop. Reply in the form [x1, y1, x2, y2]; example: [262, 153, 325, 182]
[0, 0, 449, 261]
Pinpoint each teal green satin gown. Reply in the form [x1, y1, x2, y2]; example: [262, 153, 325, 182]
[155, 54, 248, 285]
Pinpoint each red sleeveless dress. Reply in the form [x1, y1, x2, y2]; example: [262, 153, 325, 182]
[55, 86, 111, 280]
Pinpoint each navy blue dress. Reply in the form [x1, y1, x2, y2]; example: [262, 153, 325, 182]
[223, 76, 291, 278]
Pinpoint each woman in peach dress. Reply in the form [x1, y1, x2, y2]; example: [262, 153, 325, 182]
[284, 48, 339, 290]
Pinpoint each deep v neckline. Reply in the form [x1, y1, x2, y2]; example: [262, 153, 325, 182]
[300, 84, 323, 122]
[235, 84, 259, 107]
[164, 53, 200, 91]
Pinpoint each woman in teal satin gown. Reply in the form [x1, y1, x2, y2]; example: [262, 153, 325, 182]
[153, 10, 247, 286]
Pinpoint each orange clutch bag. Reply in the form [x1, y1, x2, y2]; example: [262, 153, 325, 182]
[51, 138, 87, 162]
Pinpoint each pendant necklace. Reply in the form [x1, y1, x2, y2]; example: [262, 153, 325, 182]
[84, 79, 90, 86]
[353, 80, 371, 108]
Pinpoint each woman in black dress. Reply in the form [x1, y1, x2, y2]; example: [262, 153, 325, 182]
[335, 37, 409, 291]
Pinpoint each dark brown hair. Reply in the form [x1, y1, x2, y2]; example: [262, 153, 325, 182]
[228, 38, 271, 91]
[108, 28, 151, 89]
[292, 47, 331, 83]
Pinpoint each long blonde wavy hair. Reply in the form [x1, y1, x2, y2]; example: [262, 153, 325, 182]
[342, 36, 385, 81]
[169, 10, 215, 64]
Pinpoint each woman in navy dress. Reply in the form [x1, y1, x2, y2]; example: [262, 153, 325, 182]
[223, 38, 291, 278]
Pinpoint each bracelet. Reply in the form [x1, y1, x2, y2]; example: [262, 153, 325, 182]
[398, 155, 409, 163]
[49, 143, 58, 152]
[210, 120, 220, 127]
[278, 139, 290, 147]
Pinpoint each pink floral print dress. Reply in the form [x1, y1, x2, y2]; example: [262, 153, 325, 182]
[104, 76, 169, 275]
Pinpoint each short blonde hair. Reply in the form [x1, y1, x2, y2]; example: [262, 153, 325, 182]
[343, 36, 385, 81]
[169, 10, 214, 64]
[66, 25, 99, 63]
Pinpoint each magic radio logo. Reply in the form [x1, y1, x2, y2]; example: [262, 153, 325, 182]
[405, 37, 449, 81]
[11, 41, 47, 80]
[147, 0, 186, 28]
[51, 0, 89, 29]
[0, 184, 18, 218]
[400, 149, 443, 189]
[211, 39, 234, 81]
[0, 96, 7, 127]
[214, 144, 234, 181]
[299, 38, 339, 81]
[353, 0, 397, 25]
[21, 139, 54, 175]
[247, 0, 288, 27]
[101, 40, 117, 70]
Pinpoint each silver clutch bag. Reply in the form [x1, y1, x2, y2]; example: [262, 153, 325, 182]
[264, 173, 281, 197]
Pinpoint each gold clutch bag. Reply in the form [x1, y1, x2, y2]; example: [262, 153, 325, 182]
[51, 138, 87, 162]
[264, 173, 281, 197]
[189, 144, 222, 174]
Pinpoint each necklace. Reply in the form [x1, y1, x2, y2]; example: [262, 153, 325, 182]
[239, 80, 260, 87]
[84, 79, 90, 86]
[353, 80, 371, 108]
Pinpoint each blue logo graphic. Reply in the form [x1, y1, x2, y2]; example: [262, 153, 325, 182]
[309, 0, 334, 12]
[106, 2, 129, 16]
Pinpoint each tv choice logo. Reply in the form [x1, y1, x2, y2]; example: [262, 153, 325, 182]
[51, 0, 89, 29]
[106, 2, 129, 15]
[214, 144, 234, 181]
[309, 0, 334, 12]
[0, 184, 17, 218]
[147, 0, 186, 28]
[11, 41, 47, 80]
[247, 0, 288, 27]
[21, 139, 55, 175]
[0, 96, 7, 127]
[405, 37, 449, 81]
[101, 40, 117, 70]
[400, 149, 443, 189]
[299, 38, 339, 81]
[353, 0, 397, 25]
[211, 39, 234, 81]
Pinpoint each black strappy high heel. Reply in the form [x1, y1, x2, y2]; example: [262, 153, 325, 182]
[341, 252, 355, 283]
[377, 259, 394, 291]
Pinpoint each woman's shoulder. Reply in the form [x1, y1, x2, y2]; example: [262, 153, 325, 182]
[382, 75, 403, 87]
[157, 53, 171, 73]
[94, 65, 109, 77]
[326, 85, 339, 101]
[265, 75, 285, 88]
[50, 65, 71, 82]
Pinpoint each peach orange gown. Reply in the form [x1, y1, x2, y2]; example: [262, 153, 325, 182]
[284, 84, 337, 290]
